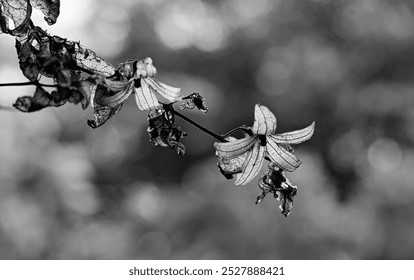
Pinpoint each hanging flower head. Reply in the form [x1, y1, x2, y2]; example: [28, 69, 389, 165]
[88, 57, 183, 128]
[214, 104, 315, 185]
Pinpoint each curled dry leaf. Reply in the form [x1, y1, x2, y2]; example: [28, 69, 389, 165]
[30, 0, 60, 25]
[180, 92, 208, 113]
[1, 0, 60, 37]
[0, 0, 32, 37]
[256, 163, 298, 217]
[87, 84, 123, 128]
[74, 44, 116, 77]
[13, 86, 64, 112]
[147, 107, 187, 155]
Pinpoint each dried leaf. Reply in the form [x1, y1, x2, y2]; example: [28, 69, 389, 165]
[256, 163, 298, 217]
[87, 103, 122, 128]
[214, 136, 257, 158]
[269, 122, 315, 145]
[218, 155, 245, 179]
[0, 0, 32, 36]
[277, 184, 297, 217]
[252, 104, 277, 135]
[180, 92, 208, 113]
[117, 60, 135, 79]
[147, 108, 187, 155]
[74, 44, 116, 77]
[87, 84, 122, 128]
[235, 141, 266, 186]
[30, 0, 60, 25]
[266, 137, 301, 172]
[55, 68, 71, 87]
[13, 86, 63, 112]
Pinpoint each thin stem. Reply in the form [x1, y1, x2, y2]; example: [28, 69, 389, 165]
[0, 81, 57, 88]
[221, 125, 251, 139]
[164, 104, 225, 142]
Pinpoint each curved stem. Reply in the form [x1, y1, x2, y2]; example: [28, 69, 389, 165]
[0, 81, 57, 88]
[164, 104, 225, 142]
[221, 125, 251, 139]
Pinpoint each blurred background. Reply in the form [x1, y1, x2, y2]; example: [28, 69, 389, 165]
[1, 0, 414, 259]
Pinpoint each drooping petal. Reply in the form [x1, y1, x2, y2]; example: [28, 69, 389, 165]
[98, 80, 133, 108]
[235, 141, 266, 186]
[145, 77, 182, 102]
[270, 122, 315, 145]
[251, 104, 277, 135]
[134, 79, 160, 111]
[214, 136, 257, 159]
[266, 137, 302, 172]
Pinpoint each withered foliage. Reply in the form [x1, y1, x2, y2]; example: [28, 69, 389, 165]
[1, 0, 316, 217]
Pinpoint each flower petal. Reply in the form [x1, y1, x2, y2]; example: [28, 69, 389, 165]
[235, 141, 265, 186]
[266, 138, 302, 171]
[270, 122, 315, 145]
[134, 79, 160, 111]
[214, 136, 257, 159]
[252, 104, 277, 135]
[98, 81, 133, 108]
[145, 78, 182, 102]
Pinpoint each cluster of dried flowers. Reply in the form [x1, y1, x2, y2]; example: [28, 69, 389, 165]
[0, 0, 315, 216]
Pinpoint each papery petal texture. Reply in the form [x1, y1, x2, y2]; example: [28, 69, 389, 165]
[135, 79, 160, 111]
[270, 122, 315, 145]
[266, 137, 301, 172]
[214, 136, 257, 159]
[145, 78, 182, 102]
[98, 80, 133, 107]
[235, 141, 266, 186]
[252, 104, 277, 135]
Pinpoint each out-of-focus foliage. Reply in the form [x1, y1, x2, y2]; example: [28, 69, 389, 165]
[1, 0, 414, 259]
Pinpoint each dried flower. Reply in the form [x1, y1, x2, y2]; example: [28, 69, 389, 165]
[147, 106, 187, 155]
[256, 163, 298, 217]
[214, 104, 314, 185]
[97, 57, 182, 111]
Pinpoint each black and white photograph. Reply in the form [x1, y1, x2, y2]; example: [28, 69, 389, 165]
[1, 0, 414, 271]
